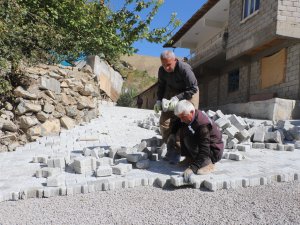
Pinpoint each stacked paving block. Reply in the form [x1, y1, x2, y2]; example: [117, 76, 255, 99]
[136, 113, 160, 132]
[72, 157, 96, 174]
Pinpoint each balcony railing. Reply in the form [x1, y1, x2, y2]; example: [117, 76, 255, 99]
[188, 28, 228, 67]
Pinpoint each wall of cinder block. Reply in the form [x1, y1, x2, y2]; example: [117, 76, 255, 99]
[218, 65, 249, 106]
[201, 43, 300, 108]
[277, 0, 300, 38]
[227, 0, 278, 60]
[249, 44, 300, 99]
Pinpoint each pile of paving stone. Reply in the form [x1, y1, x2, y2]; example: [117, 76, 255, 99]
[0, 63, 104, 152]
[207, 109, 299, 153]
[138, 109, 300, 159]
[136, 113, 160, 133]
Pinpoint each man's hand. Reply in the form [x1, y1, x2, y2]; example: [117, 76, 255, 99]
[154, 100, 162, 113]
[183, 168, 193, 183]
[168, 96, 179, 111]
[162, 98, 170, 112]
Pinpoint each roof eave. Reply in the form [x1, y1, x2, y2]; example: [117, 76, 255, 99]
[163, 0, 220, 48]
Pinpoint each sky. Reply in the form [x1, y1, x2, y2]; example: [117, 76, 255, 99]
[109, 0, 206, 58]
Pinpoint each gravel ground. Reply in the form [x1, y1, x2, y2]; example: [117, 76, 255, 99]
[0, 181, 299, 225]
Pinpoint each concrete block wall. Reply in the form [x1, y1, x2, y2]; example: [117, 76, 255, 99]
[249, 44, 300, 99]
[203, 43, 300, 108]
[207, 77, 219, 107]
[277, 0, 300, 38]
[218, 65, 248, 105]
[227, 0, 278, 59]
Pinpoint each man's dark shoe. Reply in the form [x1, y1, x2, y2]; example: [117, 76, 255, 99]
[162, 150, 172, 161]
[169, 151, 181, 164]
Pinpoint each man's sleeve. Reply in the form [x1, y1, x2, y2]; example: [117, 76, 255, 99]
[170, 117, 182, 135]
[189, 125, 211, 172]
[176, 64, 198, 100]
[157, 68, 166, 101]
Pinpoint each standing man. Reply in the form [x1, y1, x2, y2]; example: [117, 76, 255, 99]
[136, 96, 143, 108]
[172, 100, 224, 182]
[154, 50, 199, 162]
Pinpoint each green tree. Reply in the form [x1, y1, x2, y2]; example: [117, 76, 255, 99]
[0, 0, 180, 70]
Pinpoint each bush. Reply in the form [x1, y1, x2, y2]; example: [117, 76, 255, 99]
[117, 88, 137, 107]
[0, 76, 13, 109]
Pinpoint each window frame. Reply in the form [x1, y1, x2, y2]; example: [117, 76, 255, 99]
[228, 69, 240, 93]
[242, 0, 260, 20]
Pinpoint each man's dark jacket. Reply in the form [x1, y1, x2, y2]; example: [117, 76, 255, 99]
[157, 60, 198, 101]
[172, 110, 224, 170]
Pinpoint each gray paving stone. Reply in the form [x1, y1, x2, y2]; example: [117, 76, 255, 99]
[66, 187, 74, 196]
[225, 126, 239, 138]
[227, 138, 238, 149]
[12, 192, 19, 201]
[44, 187, 60, 198]
[277, 144, 285, 151]
[136, 159, 150, 169]
[47, 174, 65, 187]
[156, 176, 171, 188]
[81, 185, 89, 194]
[59, 187, 67, 196]
[229, 152, 245, 161]
[252, 143, 265, 149]
[141, 178, 149, 186]
[265, 143, 278, 150]
[126, 152, 148, 163]
[170, 175, 191, 187]
[284, 144, 295, 151]
[228, 115, 247, 131]
[253, 126, 265, 143]
[112, 163, 132, 175]
[96, 166, 112, 177]
[37, 189, 44, 198]
[215, 117, 231, 130]
[88, 184, 95, 193]
[216, 110, 225, 119]
[236, 144, 251, 152]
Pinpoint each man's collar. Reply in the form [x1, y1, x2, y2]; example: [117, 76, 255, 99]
[187, 110, 197, 134]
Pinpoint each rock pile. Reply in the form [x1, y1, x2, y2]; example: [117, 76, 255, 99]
[0, 63, 104, 152]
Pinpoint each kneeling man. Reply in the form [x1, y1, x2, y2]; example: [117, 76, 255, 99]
[170, 100, 224, 182]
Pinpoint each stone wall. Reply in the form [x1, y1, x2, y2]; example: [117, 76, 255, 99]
[0, 60, 121, 152]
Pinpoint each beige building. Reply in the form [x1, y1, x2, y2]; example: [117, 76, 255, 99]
[135, 83, 158, 109]
[164, 0, 300, 109]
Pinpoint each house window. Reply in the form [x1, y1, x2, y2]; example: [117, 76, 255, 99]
[228, 69, 239, 93]
[242, 0, 260, 19]
[261, 48, 286, 89]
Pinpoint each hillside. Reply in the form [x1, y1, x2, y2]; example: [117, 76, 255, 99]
[118, 54, 161, 96]
[120, 54, 161, 77]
